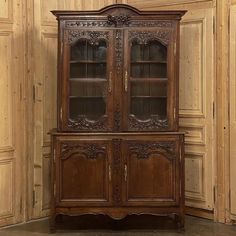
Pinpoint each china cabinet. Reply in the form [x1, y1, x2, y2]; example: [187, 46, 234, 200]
[51, 4, 186, 230]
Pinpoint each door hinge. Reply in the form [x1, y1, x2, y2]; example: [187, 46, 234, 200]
[20, 83, 22, 101]
[109, 165, 111, 182]
[32, 190, 36, 207]
[213, 186, 216, 204]
[20, 196, 23, 213]
[60, 107, 63, 121]
[174, 42, 177, 56]
[33, 85, 36, 103]
[213, 101, 215, 119]
[54, 183, 56, 197]
[213, 15, 215, 35]
[124, 164, 127, 182]
[53, 148, 56, 163]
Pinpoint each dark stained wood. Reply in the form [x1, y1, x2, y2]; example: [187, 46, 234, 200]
[50, 3, 186, 232]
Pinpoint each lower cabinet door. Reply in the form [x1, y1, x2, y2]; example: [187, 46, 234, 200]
[122, 136, 182, 206]
[56, 138, 112, 206]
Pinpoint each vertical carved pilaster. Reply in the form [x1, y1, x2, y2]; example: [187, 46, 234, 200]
[112, 139, 122, 205]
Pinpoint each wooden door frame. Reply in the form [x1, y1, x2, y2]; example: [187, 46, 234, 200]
[215, 0, 231, 224]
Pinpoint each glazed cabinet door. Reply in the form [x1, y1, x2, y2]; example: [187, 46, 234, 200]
[122, 27, 177, 131]
[122, 136, 183, 206]
[55, 138, 112, 206]
[60, 29, 114, 131]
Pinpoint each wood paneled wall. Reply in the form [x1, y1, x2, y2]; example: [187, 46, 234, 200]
[0, 0, 235, 227]
[0, 0, 25, 227]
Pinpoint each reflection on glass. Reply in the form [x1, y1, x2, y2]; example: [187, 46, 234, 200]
[130, 40, 168, 121]
[69, 40, 107, 121]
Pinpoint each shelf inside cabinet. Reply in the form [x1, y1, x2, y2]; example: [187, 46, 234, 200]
[69, 96, 105, 99]
[131, 96, 167, 98]
[69, 78, 106, 82]
[131, 61, 167, 64]
[131, 78, 168, 82]
[70, 60, 106, 64]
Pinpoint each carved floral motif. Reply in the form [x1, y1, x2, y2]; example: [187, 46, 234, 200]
[66, 30, 110, 45]
[128, 30, 171, 45]
[112, 139, 122, 204]
[128, 115, 168, 130]
[107, 14, 130, 27]
[61, 142, 107, 160]
[65, 20, 173, 28]
[115, 29, 122, 76]
[68, 116, 108, 131]
[128, 141, 175, 159]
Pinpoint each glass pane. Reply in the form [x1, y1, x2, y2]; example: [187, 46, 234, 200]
[69, 40, 107, 121]
[130, 40, 167, 121]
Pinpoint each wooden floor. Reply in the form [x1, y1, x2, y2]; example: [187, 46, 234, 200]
[0, 216, 235, 236]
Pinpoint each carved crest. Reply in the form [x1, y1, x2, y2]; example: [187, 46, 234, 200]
[107, 14, 130, 27]
[128, 141, 175, 159]
[129, 30, 171, 45]
[66, 30, 110, 45]
[61, 142, 107, 160]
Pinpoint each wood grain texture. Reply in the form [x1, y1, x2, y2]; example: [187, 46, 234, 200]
[230, 4, 236, 218]
[179, 8, 214, 211]
[0, 0, 25, 227]
[215, 0, 230, 224]
[120, 0, 215, 10]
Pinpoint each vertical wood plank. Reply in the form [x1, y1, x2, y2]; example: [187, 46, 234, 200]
[229, 4, 236, 219]
[215, 0, 230, 223]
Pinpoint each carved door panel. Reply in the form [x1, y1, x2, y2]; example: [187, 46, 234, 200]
[122, 28, 177, 131]
[55, 138, 112, 206]
[122, 136, 183, 206]
[61, 29, 114, 132]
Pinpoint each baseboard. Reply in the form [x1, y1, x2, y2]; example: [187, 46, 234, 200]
[185, 206, 214, 220]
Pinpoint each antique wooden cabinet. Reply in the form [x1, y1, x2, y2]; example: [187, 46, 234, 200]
[51, 4, 186, 230]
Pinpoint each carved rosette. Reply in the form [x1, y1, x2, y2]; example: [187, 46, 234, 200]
[66, 30, 110, 45]
[68, 116, 108, 131]
[128, 141, 175, 160]
[61, 142, 107, 160]
[128, 30, 172, 45]
[128, 115, 168, 131]
[112, 139, 122, 204]
[107, 14, 130, 27]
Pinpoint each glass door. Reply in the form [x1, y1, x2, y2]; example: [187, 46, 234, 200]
[63, 30, 113, 131]
[123, 30, 175, 131]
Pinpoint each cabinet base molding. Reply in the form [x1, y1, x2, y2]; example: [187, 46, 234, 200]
[50, 207, 184, 231]
[185, 206, 214, 220]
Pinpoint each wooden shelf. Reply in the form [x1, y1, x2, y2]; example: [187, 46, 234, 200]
[70, 60, 106, 64]
[131, 77, 168, 82]
[70, 78, 106, 82]
[69, 96, 105, 99]
[131, 60, 167, 64]
[131, 96, 167, 98]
